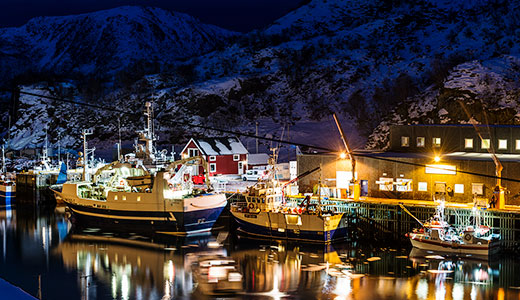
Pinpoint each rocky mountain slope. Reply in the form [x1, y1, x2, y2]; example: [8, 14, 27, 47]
[3, 0, 520, 154]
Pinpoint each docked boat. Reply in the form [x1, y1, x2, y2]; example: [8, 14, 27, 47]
[406, 200, 500, 256]
[1, 146, 15, 206]
[230, 163, 350, 243]
[52, 156, 227, 235]
[0, 176, 15, 206]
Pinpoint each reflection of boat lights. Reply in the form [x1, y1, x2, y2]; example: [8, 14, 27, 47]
[452, 283, 464, 300]
[333, 276, 351, 300]
[436, 282, 446, 300]
[416, 279, 428, 300]
[121, 273, 129, 300]
[269, 265, 285, 300]
[111, 274, 117, 299]
[471, 284, 477, 300]
[168, 260, 175, 282]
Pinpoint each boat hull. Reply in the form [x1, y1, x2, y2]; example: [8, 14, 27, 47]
[0, 185, 15, 206]
[231, 211, 350, 243]
[67, 202, 225, 235]
[409, 235, 500, 256]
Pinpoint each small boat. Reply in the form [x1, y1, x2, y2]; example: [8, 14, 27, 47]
[52, 157, 227, 235]
[0, 177, 15, 206]
[406, 200, 500, 257]
[0, 145, 15, 206]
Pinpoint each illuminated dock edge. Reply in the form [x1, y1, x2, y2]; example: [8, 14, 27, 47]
[227, 193, 520, 252]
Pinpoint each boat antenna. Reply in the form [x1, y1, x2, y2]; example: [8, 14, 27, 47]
[118, 117, 122, 161]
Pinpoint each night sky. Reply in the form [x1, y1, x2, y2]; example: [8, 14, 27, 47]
[0, 0, 303, 32]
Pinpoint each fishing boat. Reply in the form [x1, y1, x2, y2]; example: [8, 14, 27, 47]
[230, 158, 350, 243]
[52, 157, 227, 235]
[52, 101, 226, 234]
[405, 200, 500, 256]
[0, 145, 15, 206]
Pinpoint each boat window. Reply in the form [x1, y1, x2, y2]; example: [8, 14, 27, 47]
[122, 196, 126, 201]
[285, 215, 302, 226]
[114, 195, 118, 200]
[137, 196, 141, 202]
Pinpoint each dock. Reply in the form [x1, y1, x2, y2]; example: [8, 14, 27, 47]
[228, 194, 520, 252]
[0, 278, 37, 300]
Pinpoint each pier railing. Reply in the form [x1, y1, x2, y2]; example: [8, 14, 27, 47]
[227, 193, 520, 251]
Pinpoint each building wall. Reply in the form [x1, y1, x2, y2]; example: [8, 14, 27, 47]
[389, 125, 520, 154]
[208, 154, 247, 176]
[296, 154, 351, 193]
[297, 153, 520, 205]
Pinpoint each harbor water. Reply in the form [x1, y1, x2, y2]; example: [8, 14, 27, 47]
[1, 194, 520, 300]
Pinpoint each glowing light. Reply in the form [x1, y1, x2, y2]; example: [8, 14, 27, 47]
[339, 152, 347, 159]
[434, 156, 441, 162]
[416, 279, 428, 300]
[121, 273, 129, 300]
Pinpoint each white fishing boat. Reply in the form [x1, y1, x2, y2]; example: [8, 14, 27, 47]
[52, 102, 226, 235]
[406, 200, 500, 256]
[52, 157, 227, 235]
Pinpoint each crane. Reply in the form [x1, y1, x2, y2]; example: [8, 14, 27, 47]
[333, 113, 360, 200]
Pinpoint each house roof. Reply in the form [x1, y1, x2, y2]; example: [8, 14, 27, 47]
[186, 137, 248, 156]
[248, 153, 270, 165]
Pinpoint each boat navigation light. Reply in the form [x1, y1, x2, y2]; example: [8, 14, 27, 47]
[339, 152, 347, 159]
[434, 156, 441, 163]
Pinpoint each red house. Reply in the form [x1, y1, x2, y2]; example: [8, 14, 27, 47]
[180, 137, 248, 176]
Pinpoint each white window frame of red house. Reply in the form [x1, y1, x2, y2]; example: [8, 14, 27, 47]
[210, 163, 216, 172]
[188, 148, 199, 157]
[233, 154, 240, 161]
[209, 156, 216, 161]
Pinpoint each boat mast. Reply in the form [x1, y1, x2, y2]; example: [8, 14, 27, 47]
[82, 129, 93, 181]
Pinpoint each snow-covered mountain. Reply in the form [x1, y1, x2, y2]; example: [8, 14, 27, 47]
[0, 6, 236, 80]
[3, 0, 520, 154]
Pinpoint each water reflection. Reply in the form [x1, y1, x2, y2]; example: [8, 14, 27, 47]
[1, 205, 520, 299]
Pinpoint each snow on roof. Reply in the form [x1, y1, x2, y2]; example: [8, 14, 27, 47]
[248, 153, 269, 165]
[194, 137, 248, 156]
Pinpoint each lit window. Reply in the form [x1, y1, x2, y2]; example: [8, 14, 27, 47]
[401, 136, 409, 147]
[210, 163, 216, 172]
[433, 137, 441, 147]
[472, 183, 484, 195]
[209, 156, 216, 161]
[481, 139, 490, 149]
[114, 195, 118, 201]
[396, 179, 412, 192]
[464, 138, 473, 149]
[418, 182, 427, 191]
[137, 196, 141, 202]
[498, 139, 507, 150]
[233, 154, 240, 161]
[454, 184, 464, 194]
[122, 196, 126, 201]
[416, 137, 425, 147]
[516, 139, 520, 150]
[378, 177, 393, 191]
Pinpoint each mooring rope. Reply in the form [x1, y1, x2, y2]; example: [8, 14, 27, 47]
[399, 203, 424, 227]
